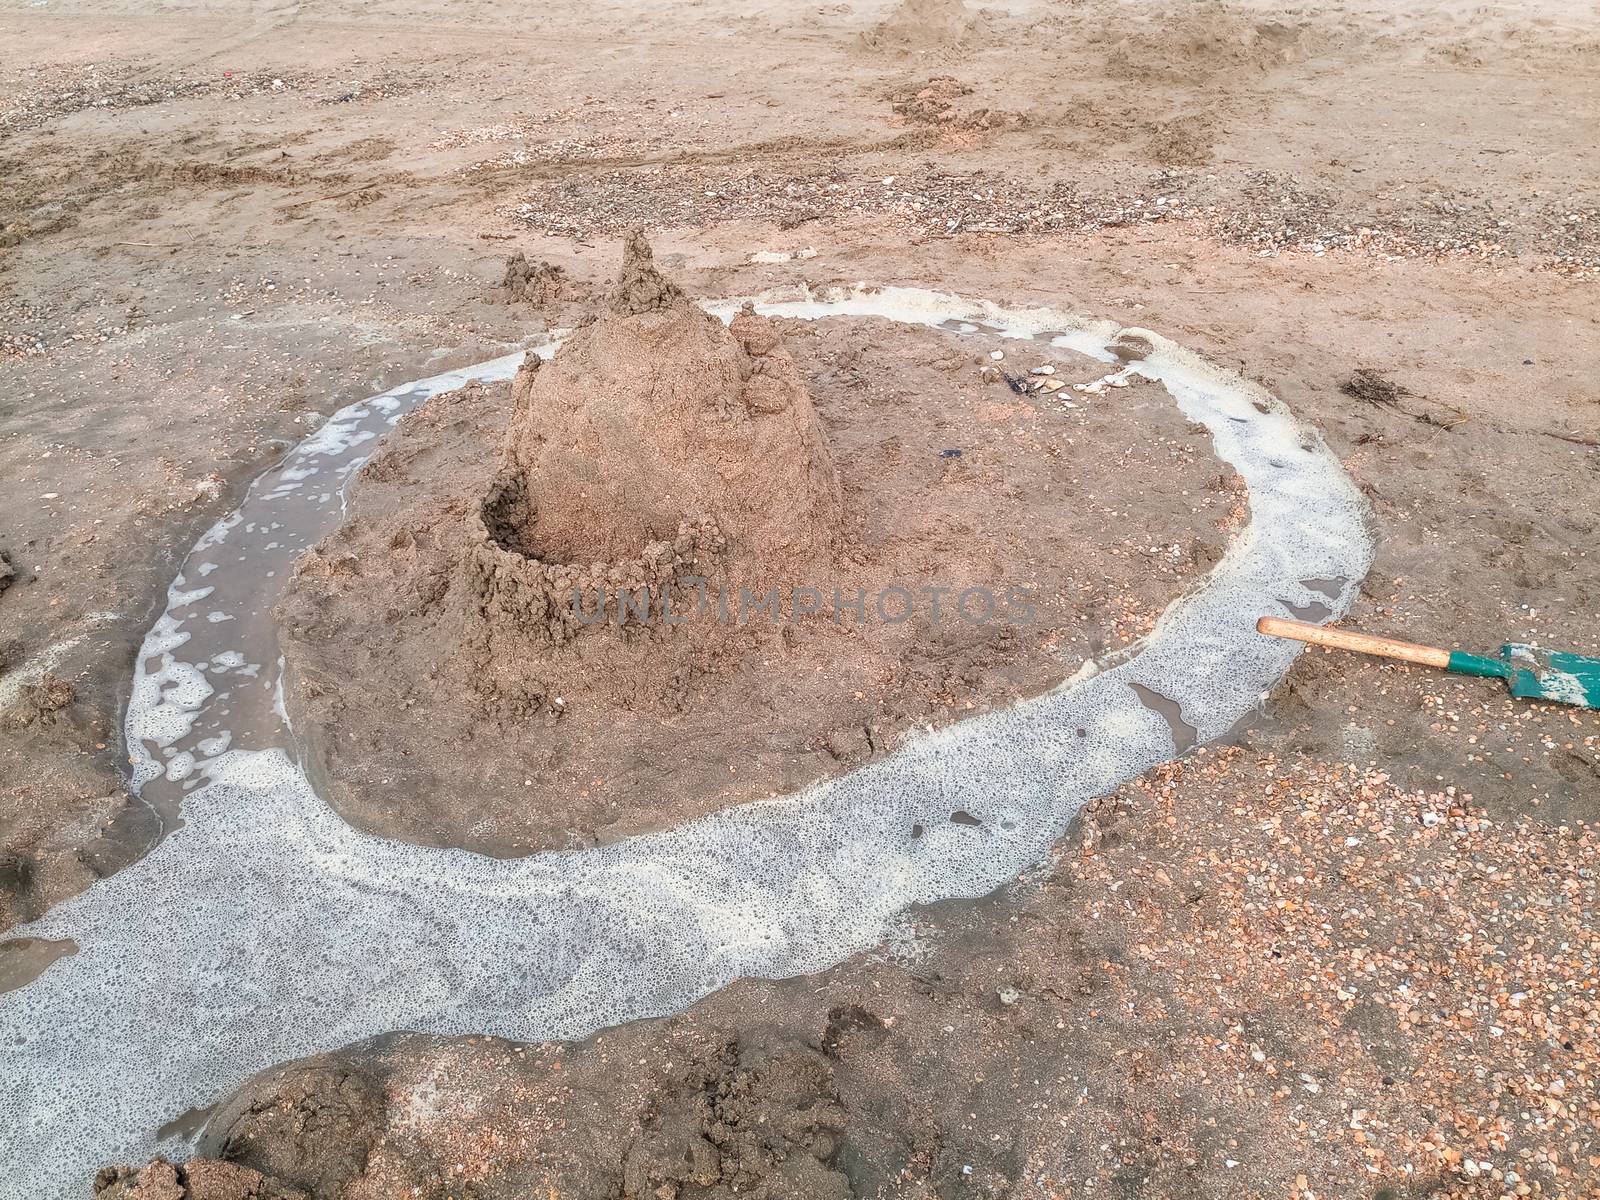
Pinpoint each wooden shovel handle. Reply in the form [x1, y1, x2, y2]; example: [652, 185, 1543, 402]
[1256, 616, 1451, 669]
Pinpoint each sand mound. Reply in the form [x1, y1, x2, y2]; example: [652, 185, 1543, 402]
[606, 228, 685, 315]
[499, 251, 565, 306]
[460, 234, 842, 705]
[275, 256, 1230, 854]
[859, 0, 987, 54]
[885, 76, 1027, 133]
[1098, 3, 1320, 80]
[488, 231, 839, 581]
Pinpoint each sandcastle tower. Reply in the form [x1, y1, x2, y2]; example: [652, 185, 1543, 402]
[464, 232, 842, 652]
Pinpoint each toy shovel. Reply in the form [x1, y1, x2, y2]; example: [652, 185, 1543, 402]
[1257, 617, 1600, 709]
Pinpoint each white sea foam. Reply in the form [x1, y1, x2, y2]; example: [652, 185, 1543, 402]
[0, 288, 1371, 1194]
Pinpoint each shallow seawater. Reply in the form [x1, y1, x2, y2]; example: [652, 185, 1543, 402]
[0, 285, 1373, 1196]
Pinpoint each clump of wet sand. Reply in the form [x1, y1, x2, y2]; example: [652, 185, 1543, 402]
[499, 251, 565, 306]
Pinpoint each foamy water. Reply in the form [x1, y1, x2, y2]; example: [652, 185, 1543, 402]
[0, 286, 1372, 1193]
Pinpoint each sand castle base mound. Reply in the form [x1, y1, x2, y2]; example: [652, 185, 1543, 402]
[276, 246, 1233, 855]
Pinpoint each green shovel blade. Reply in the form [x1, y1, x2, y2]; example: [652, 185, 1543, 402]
[1499, 644, 1600, 709]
